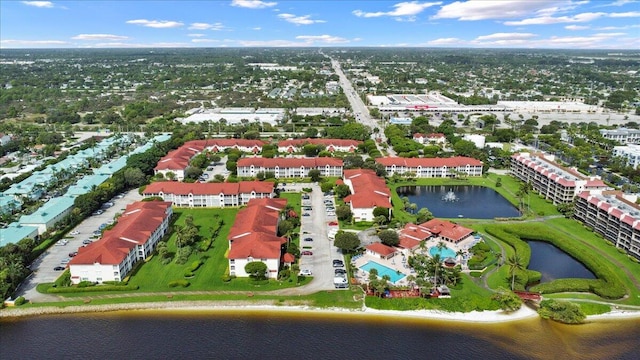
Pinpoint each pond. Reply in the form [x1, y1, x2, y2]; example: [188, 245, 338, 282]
[527, 240, 596, 283]
[395, 185, 520, 219]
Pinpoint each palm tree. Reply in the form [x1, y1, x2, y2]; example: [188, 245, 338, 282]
[496, 252, 503, 267]
[506, 254, 524, 290]
[430, 254, 442, 288]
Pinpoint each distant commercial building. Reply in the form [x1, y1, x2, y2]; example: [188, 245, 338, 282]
[510, 152, 609, 204]
[612, 144, 640, 168]
[376, 157, 483, 178]
[237, 157, 343, 178]
[600, 128, 640, 145]
[142, 181, 274, 207]
[497, 100, 600, 113]
[574, 191, 640, 260]
[413, 133, 446, 145]
[462, 134, 486, 148]
[277, 138, 361, 153]
[69, 201, 172, 284]
[342, 169, 391, 222]
[180, 107, 284, 126]
[227, 198, 288, 279]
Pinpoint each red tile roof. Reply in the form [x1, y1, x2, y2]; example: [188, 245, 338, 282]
[399, 223, 432, 241]
[366, 243, 396, 257]
[143, 181, 274, 196]
[398, 236, 421, 250]
[155, 139, 266, 171]
[227, 198, 287, 260]
[237, 157, 343, 168]
[418, 219, 473, 243]
[375, 156, 482, 167]
[278, 138, 361, 148]
[343, 169, 391, 209]
[70, 201, 172, 266]
[282, 253, 295, 263]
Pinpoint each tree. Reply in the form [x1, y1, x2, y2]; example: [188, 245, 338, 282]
[245, 261, 268, 280]
[378, 230, 399, 247]
[278, 219, 294, 237]
[335, 184, 351, 199]
[335, 205, 352, 221]
[416, 208, 433, 224]
[320, 181, 334, 193]
[538, 300, 586, 324]
[372, 206, 389, 221]
[303, 144, 322, 157]
[453, 139, 477, 157]
[491, 290, 523, 312]
[308, 169, 322, 182]
[506, 254, 525, 290]
[123, 167, 146, 187]
[334, 232, 360, 253]
[184, 166, 203, 181]
[305, 127, 318, 138]
[211, 154, 222, 164]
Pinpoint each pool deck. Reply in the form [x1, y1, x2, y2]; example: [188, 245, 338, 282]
[353, 235, 481, 286]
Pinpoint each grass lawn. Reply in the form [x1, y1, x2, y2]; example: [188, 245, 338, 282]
[124, 208, 306, 292]
[365, 274, 499, 312]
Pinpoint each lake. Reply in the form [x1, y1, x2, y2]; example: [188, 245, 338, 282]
[1, 310, 639, 359]
[396, 185, 520, 219]
[527, 241, 596, 283]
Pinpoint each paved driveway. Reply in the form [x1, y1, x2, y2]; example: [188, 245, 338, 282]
[15, 189, 143, 302]
[296, 183, 348, 291]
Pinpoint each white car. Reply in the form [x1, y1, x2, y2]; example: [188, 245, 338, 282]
[70, 230, 79, 235]
[300, 269, 312, 276]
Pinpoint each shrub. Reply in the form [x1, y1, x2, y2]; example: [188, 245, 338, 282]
[47, 284, 139, 293]
[14, 296, 26, 306]
[538, 300, 586, 324]
[77, 281, 95, 288]
[221, 275, 231, 282]
[189, 260, 204, 272]
[175, 247, 193, 265]
[168, 280, 190, 288]
[184, 271, 194, 278]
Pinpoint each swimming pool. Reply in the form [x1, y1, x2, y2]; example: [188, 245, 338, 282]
[360, 261, 406, 283]
[429, 246, 456, 259]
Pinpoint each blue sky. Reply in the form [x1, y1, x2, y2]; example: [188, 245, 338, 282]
[1, 0, 639, 49]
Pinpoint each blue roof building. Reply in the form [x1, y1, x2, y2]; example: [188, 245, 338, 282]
[19, 196, 75, 235]
[0, 224, 39, 247]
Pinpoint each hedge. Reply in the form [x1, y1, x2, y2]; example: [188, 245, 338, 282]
[489, 223, 626, 299]
[168, 280, 190, 288]
[47, 284, 139, 293]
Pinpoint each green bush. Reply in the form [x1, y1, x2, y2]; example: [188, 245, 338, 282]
[189, 260, 203, 272]
[14, 296, 26, 306]
[184, 271, 194, 278]
[221, 275, 231, 282]
[47, 284, 139, 293]
[168, 280, 190, 288]
[538, 299, 586, 324]
[77, 281, 96, 288]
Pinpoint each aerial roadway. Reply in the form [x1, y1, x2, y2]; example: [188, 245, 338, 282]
[328, 56, 394, 156]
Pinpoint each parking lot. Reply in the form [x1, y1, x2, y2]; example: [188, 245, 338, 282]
[295, 183, 348, 291]
[15, 189, 143, 302]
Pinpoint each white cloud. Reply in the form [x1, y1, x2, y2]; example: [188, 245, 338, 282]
[354, 1, 441, 20]
[474, 32, 536, 41]
[596, 24, 640, 30]
[599, 0, 638, 6]
[189, 22, 225, 30]
[188, 33, 206, 37]
[231, 0, 277, 9]
[1, 39, 67, 48]
[565, 25, 590, 30]
[252, 27, 262, 30]
[126, 19, 184, 28]
[21, 1, 54, 8]
[71, 34, 129, 41]
[191, 39, 220, 43]
[88, 42, 191, 48]
[426, 37, 466, 45]
[278, 13, 326, 25]
[433, 0, 556, 20]
[295, 35, 349, 43]
[504, 12, 606, 25]
[609, 11, 640, 17]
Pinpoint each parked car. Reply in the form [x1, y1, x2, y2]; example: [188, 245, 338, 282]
[68, 251, 78, 257]
[60, 258, 71, 264]
[328, 221, 338, 226]
[91, 209, 104, 216]
[53, 266, 66, 271]
[55, 239, 69, 246]
[304, 237, 313, 242]
[82, 239, 93, 245]
[70, 230, 79, 235]
[301, 251, 313, 256]
[302, 213, 311, 217]
[335, 268, 347, 275]
[300, 269, 312, 276]
[332, 260, 344, 267]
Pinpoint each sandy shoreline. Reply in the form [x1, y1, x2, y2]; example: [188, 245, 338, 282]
[2, 300, 639, 323]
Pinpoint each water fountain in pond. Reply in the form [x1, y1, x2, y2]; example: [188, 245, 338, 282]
[442, 189, 458, 202]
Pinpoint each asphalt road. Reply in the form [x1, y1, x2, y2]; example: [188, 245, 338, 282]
[15, 189, 143, 302]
